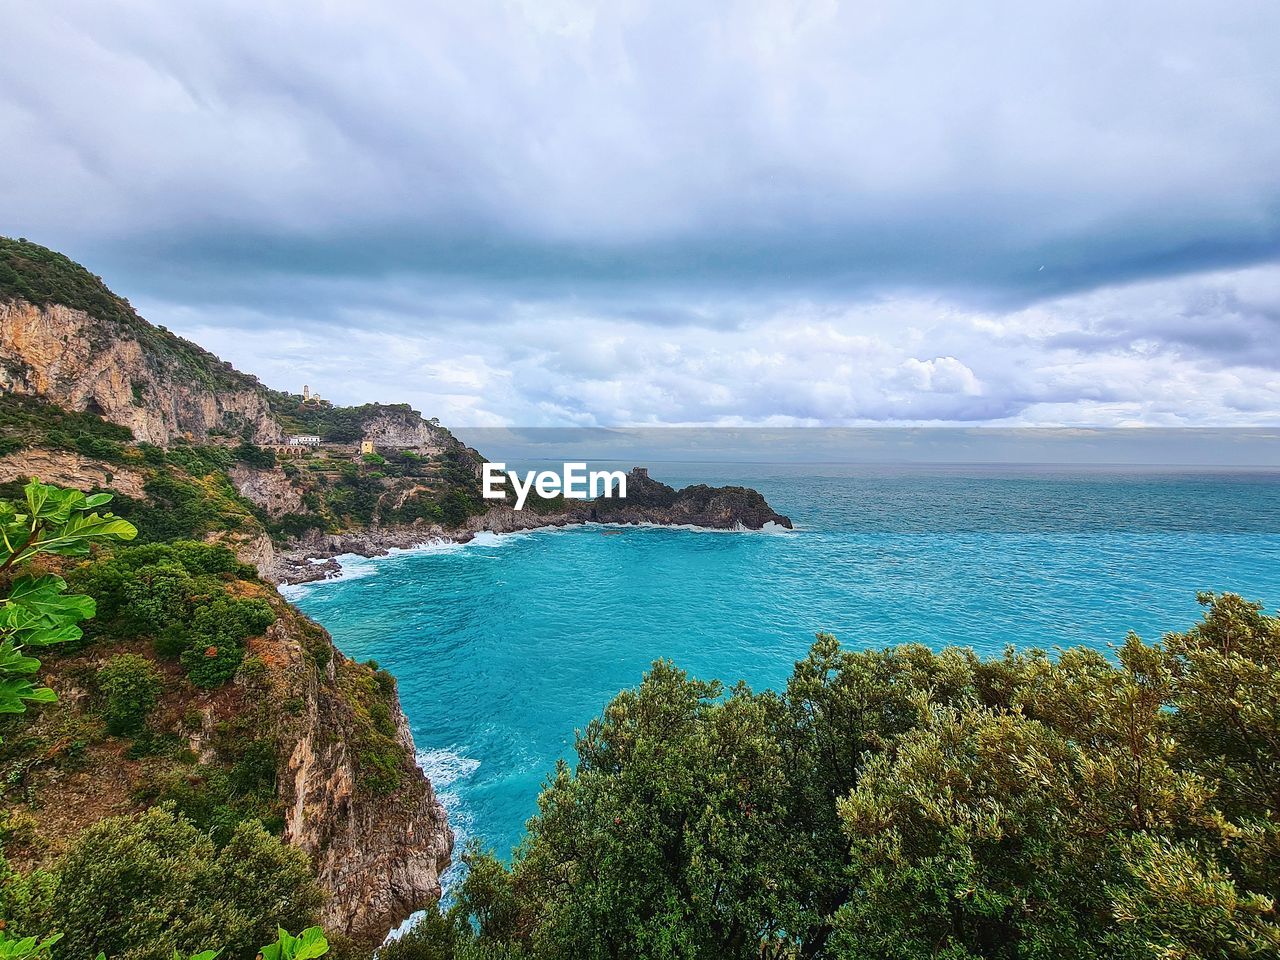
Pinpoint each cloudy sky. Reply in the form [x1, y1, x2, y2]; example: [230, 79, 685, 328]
[4, 0, 1280, 427]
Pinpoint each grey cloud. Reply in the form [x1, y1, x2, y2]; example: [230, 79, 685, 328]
[5, 1, 1280, 308]
[4, 1, 1280, 427]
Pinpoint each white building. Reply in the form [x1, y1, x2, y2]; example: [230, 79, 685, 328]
[286, 434, 321, 447]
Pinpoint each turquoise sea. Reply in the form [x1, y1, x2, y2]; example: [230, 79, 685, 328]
[288, 463, 1280, 876]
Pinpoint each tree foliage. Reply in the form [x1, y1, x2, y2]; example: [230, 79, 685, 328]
[402, 593, 1280, 960]
[15, 805, 322, 960]
[69, 540, 274, 688]
[97, 653, 162, 736]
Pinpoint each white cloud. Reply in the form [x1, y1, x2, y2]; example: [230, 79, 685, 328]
[144, 261, 1280, 427]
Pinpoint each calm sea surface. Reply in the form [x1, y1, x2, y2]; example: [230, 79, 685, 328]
[288, 463, 1280, 873]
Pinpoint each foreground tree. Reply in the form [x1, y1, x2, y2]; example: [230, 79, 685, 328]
[396, 594, 1280, 960]
[6, 804, 322, 960]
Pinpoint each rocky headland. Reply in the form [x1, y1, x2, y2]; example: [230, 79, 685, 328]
[269, 467, 793, 585]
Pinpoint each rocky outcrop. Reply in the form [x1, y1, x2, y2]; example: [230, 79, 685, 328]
[270, 467, 792, 584]
[566, 467, 793, 529]
[0, 445, 147, 498]
[0, 298, 281, 445]
[230, 463, 309, 518]
[265, 610, 453, 942]
[360, 410, 461, 454]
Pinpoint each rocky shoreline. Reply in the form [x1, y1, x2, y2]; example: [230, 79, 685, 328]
[271, 467, 793, 585]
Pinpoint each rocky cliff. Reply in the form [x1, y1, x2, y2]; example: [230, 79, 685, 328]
[265, 608, 453, 941]
[0, 295, 281, 446]
[360, 410, 459, 454]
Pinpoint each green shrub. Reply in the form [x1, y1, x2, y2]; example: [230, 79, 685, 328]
[270, 513, 328, 541]
[234, 443, 277, 469]
[119, 474, 248, 542]
[0, 394, 133, 459]
[166, 444, 234, 477]
[143, 753, 282, 848]
[70, 543, 274, 687]
[438, 489, 481, 528]
[41, 805, 321, 960]
[97, 653, 162, 736]
[178, 597, 275, 688]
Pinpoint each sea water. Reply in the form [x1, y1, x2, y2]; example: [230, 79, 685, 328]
[288, 463, 1280, 874]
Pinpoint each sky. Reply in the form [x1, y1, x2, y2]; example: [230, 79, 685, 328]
[3, 0, 1280, 428]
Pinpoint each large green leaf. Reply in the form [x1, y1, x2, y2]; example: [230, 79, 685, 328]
[35, 511, 139, 556]
[6, 574, 96, 619]
[0, 483, 137, 733]
[0, 640, 41, 676]
[0, 677, 59, 713]
[259, 927, 329, 960]
[0, 930, 62, 960]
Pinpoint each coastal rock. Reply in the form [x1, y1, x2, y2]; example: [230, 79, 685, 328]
[0, 298, 280, 445]
[567, 467, 792, 530]
[230, 463, 309, 518]
[267, 610, 453, 942]
[269, 468, 792, 584]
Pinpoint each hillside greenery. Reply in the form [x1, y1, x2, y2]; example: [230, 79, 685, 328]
[0, 395, 133, 461]
[0, 469, 427, 960]
[0, 238, 263, 394]
[391, 593, 1280, 960]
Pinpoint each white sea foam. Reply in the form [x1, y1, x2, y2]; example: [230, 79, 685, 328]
[281, 539, 469, 596]
[286, 520, 796, 598]
[467, 529, 530, 547]
[418, 746, 481, 788]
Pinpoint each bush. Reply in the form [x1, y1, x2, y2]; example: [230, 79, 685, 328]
[178, 597, 276, 688]
[413, 593, 1280, 960]
[70, 543, 275, 687]
[166, 444, 234, 477]
[234, 443, 277, 469]
[97, 654, 162, 736]
[41, 805, 321, 960]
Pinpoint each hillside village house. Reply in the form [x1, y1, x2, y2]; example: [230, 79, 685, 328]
[286, 434, 321, 446]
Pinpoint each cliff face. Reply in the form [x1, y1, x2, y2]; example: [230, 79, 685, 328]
[0, 298, 281, 445]
[230, 462, 310, 518]
[0, 445, 148, 499]
[361, 410, 458, 453]
[264, 611, 453, 942]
